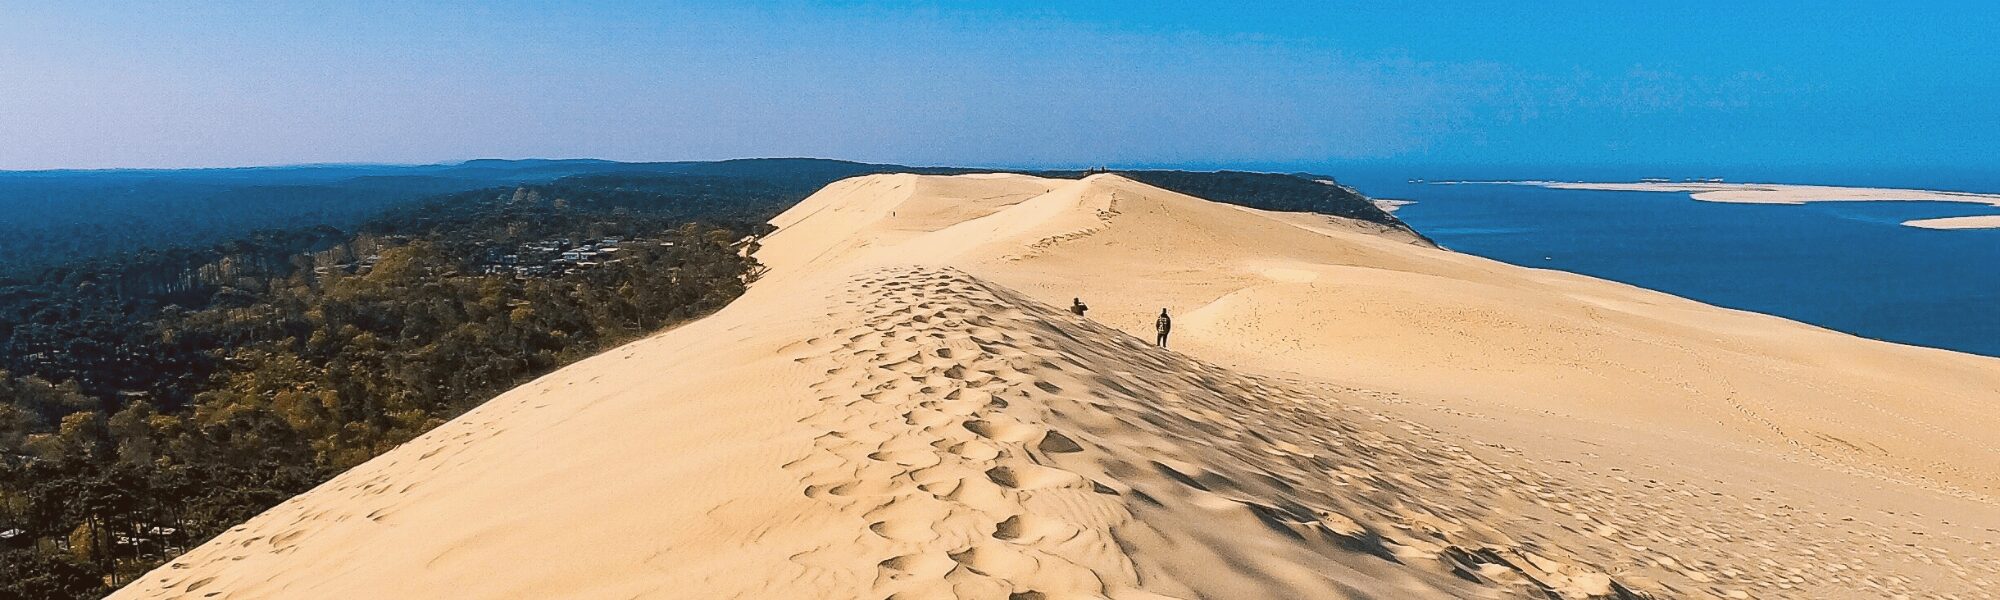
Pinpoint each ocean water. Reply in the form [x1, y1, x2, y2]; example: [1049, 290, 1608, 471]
[1335, 171, 2000, 358]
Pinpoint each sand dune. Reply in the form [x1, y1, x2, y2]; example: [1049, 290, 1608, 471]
[115, 174, 2000, 599]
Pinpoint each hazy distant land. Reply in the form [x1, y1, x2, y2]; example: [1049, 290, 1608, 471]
[1443, 180, 2000, 229]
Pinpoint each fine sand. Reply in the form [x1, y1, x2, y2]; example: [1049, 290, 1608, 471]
[1457, 180, 2000, 230]
[115, 174, 2000, 599]
[1904, 214, 2000, 230]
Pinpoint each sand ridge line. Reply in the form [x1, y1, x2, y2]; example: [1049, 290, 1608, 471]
[772, 265, 1673, 599]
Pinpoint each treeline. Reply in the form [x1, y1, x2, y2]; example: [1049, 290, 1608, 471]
[0, 159, 1418, 281]
[0, 181, 761, 599]
[1112, 170, 1415, 231]
[0, 159, 880, 280]
[0, 176, 465, 280]
[0, 227, 354, 409]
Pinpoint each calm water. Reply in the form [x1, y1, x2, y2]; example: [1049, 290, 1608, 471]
[1336, 171, 2000, 358]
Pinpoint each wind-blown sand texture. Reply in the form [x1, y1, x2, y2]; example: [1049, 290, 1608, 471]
[114, 173, 2000, 599]
[1462, 180, 2000, 229]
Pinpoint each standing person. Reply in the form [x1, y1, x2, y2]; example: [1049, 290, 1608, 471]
[1155, 309, 1172, 348]
[1071, 297, 1089, 317]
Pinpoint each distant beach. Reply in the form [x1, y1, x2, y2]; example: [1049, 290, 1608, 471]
[1371, 198, 1415, 213]
[1904, 215, 2000, 230]
[1441, 180, 2000, 229]
[1364, 172, 2000, 357]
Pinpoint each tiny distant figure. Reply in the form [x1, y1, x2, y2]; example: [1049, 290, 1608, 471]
[1071, 297, 1089, 317]
[1155, 309, 1172, 348]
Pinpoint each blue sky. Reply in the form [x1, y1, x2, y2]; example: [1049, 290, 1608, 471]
[1, 1, 1994, 170]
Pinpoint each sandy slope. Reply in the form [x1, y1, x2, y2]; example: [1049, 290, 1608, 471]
[115, 174, 2000, 599]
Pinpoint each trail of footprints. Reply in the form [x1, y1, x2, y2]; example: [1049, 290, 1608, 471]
[781, 267, 1659, 599]
[784, 269, 1133, 599]
[132, 264, 2000, 600]
[781, 266, 2000, 599]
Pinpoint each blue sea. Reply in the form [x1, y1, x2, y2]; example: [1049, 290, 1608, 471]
[1334, 167, 2000, 358]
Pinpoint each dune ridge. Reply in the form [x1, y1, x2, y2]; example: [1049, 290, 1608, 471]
[785, 266, 1645, 599]
[114, 173, 2000, 599]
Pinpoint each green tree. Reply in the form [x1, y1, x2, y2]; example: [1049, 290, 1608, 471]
[0, 548, 102, 600]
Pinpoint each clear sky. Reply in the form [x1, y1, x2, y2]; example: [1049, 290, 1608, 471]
[1, 1, 1995, 171]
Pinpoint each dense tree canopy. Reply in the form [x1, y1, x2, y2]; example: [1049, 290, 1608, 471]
[0, 179, 759, 596]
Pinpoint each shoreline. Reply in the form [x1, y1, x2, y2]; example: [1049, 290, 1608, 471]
[1371, 198, 1415, 213]
[1905, 214, 2000, 230]
[1439, 180, 2000, 229]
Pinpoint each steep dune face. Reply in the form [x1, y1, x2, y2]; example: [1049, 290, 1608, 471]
[895, 175, 2000, 499]
[756, 173, 1063, 276]
[117, 174, 2000, 599]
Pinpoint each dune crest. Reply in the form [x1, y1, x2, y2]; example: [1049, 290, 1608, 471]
[115, 173, 2000, 599]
